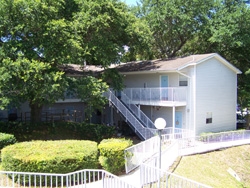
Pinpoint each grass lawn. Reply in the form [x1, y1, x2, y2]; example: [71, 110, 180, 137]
[171, 144, 250, 188]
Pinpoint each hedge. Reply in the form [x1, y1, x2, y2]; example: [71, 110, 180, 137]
[98, 138, 133, 175]
[1, 140, 99, 174]
[0, 121, 116, 142]
[0, 132, 16, 150]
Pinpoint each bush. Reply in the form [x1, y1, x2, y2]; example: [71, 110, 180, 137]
[1, 140, 99, 174]
[0, 121, 116, 142]
[0, 121, 45, 141]
[98, 138, 133, 175]
[0, 132, 16, 150]
[73, 123, 116, 142]
[49, 122, 116, 142]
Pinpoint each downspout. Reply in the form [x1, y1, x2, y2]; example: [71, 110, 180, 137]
[172, 106, 175, 139]
[193, 65, 197, 136]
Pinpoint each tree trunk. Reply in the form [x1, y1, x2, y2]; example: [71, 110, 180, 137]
[246, 114, 250, 130]
[29, 103, 43, 123]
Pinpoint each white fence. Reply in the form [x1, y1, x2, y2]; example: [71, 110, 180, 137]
[178, 130, 250, 156]
[124, 129, 194, 173]
[1, 130, 249, 188]
[0, 169, 136, 188]
[125, 130, 250, 187]
[124, 135, 169, 173]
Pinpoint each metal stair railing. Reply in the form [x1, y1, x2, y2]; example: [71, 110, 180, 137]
[121, 91, 175, 136]
[121, 91, 155, 129]
[104, 89, 155, 140]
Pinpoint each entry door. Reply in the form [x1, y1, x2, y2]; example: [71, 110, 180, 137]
[175, 111, 182, 129]
[160, 76, 168, 100]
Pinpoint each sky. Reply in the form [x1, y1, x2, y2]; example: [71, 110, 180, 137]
[124, 0, 138, 6]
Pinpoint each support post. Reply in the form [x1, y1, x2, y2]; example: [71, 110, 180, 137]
[172, 106, 176, 139]
[158, 129, 162, 188]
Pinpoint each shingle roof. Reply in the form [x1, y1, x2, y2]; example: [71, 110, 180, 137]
[115, 53, 215, 73]
[60, 64, 104, 75]
[61, 53, 241, 75]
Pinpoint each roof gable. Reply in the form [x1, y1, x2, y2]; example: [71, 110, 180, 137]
[178, 53, 242, 74]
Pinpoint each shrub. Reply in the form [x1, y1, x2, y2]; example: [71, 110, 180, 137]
[74, 123, 116, 142]
[0, 121, 116, 142]
[1, 140, 99, 174]
[98, 138, 133, 175]
[0, 132, 16, 150]
[0, 121, 45, 141]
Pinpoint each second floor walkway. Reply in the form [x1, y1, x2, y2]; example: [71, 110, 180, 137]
[122, 87, 187, 107]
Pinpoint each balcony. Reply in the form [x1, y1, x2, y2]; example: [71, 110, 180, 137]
[122, 87, 187, 107]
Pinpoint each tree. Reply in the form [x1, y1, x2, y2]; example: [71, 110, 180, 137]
[138, 0, 214, 58]
[0, 56, 68, 122]
[183, 0, 250, 110]
[0, 0, 147, 122]
[209, 1, 250, 110]
[135, 0, 250, 109]
[0, 0, 75, 122]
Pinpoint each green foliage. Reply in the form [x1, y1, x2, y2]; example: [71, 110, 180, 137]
[0, 0, 148, 122]
[0, 132, 16, 150]
[0, 121, 116, 143]
[73, 76, 108, 118]
[98, 138, 133, 174]
[181, 1, 250, 109]
[0, 121, 43, 141]
[1, 140, 99, 174]
[139, 0, 214, 58]
[78, 123, 116, 143]
[73, 0, 151, 64]
[61, 122, 116, 143]
[101, 68, 124, 91]
[0, 56, 68, 110]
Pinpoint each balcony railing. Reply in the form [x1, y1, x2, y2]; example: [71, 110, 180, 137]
[122, 87, 187, 103]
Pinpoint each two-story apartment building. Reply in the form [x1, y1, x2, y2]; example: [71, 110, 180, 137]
[0, 53, 241, 139]
[109, 53, 241, 137]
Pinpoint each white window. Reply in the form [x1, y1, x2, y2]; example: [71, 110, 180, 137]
[206, 112, 212, 124]
[179, 75, 188, 86]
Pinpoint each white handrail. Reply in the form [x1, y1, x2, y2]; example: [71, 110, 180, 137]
[140, 164, 211, 188]
[121, 91, 155, 129]
[0, 169, 136, 188]
[123, 87, 187, 103]
[104, 89, 155, 140]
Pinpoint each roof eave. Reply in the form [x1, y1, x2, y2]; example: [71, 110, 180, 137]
[178, 53, 242, 74]
[119, 70, 177, 75]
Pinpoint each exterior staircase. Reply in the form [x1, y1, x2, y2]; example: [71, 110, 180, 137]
[104, 89, 156, 140]
[120, 91, 156, 129]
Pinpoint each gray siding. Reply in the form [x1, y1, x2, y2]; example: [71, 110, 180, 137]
[195, 58, 237, 135]
[124, 73, 180, 88]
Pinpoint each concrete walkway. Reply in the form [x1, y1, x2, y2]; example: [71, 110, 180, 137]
[119, 168, 141, 187]
[116, 139, 250, 188]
